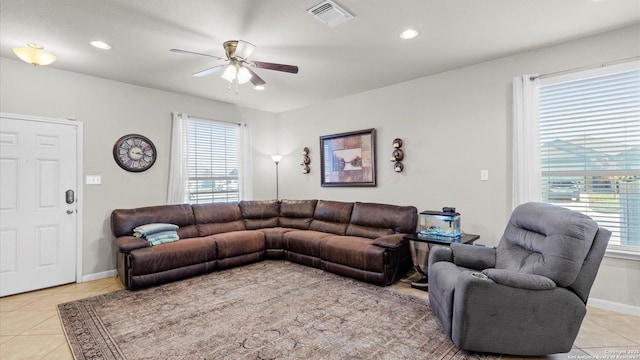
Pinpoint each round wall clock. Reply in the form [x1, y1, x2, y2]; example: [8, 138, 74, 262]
[113, 134, 157, 172]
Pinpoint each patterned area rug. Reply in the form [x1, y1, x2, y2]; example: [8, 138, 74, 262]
[58, 261, 499, 359]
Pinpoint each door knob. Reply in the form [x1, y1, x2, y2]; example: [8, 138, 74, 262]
[67, 210, 74, 214]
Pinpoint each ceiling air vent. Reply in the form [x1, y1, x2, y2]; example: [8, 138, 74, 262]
[307, 0, 354, 27]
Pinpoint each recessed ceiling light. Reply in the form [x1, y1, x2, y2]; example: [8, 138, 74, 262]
[254, 85, 265, 91]
[399, 29, 419, 40]
[90, 41, 111, 50]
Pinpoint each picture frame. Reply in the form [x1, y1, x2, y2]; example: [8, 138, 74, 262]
[320, 128, 376, 187]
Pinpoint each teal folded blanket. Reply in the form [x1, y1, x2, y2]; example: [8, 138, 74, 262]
[146, 231, 180, 246]
[133, 223, 179, 238]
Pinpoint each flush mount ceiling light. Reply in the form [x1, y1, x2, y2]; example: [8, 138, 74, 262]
[12, 43, 56, 66]
[399, 29, 419, 40]
[90, 40, 111, 50]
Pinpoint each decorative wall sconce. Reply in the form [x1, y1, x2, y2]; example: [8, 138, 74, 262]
[391, 138, 404, 172]
[300, 147, 311, 174]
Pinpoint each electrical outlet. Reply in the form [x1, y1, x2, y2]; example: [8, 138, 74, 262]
[86, 175, 102, 185]
[480, 170, 489, 181]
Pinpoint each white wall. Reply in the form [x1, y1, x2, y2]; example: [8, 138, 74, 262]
[274, 24, 640, 308]
[0, 58, 277, 276]
[1, 24, 637, 309]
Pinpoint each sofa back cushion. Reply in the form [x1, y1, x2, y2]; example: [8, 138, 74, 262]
[346, 202, 418, 238]
[309, 200, 354, 235]
[496, 202, 598, 287]
[279, 199, 318, 230]
[111, 204, 198, 238]
[192, 203, 246, 236]
[238, 200, 280, 229]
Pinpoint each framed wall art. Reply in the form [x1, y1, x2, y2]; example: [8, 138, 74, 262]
[320, 128, 376, 187]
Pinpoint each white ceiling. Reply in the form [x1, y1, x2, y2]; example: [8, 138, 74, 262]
[1, 0, 639, 113]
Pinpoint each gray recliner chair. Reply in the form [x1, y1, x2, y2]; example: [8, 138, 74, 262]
[428, 202, 611, 356]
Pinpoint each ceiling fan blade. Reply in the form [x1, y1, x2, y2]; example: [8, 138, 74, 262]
[246, 68, 266, 86]
[192, 65, 225, 77]
[170, 48, 225, 61]
[235, 40, 256, 60]
[252, 61, 299, 74]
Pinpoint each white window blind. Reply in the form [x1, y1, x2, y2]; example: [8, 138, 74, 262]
[187, 119, 240, 204]
[539, 61, 640, 250]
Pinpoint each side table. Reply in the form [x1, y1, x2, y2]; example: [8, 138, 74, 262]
[404, 233, 480, 291]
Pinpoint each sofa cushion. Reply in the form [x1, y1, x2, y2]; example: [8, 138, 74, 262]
[193, 203, 246, 236]
[211, 230, 265, 259]
[260, 227, 295, 250]
[238, 200, 280, 229]
[284, 230, 333, 257]
[309, 200, 353, 235]
[347, 202, 418, 238]
[279, 199, 318, 230]
[496, 202, 598, 287]
[129, 237, 216, 275]
[111, 204, 198, 238]
[321, 235, 385, 273]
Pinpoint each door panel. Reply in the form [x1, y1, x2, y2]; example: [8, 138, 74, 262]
[0, 116, 77, 296]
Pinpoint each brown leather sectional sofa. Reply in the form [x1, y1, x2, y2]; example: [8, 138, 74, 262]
[111, 199, 418, 289]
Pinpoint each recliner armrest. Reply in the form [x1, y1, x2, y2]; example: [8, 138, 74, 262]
[451, 243, 496, 270]
[372, 234, 406, 249]
[428, 245, 453, 267]
[481, 269, 556, 290]
[113, 236, 149, 253]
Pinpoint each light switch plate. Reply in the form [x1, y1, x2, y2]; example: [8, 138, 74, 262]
[480, 170, 489, 181]
[86, 175, 102, 185]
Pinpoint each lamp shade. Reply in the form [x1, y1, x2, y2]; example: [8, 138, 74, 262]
[270, 154, 283, 163]
[236, 66, 252, 84]
[221, 64, 238, 82]
[13, 47, 56, 66]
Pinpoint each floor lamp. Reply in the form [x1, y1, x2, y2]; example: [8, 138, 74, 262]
[270, 154, 283, 200]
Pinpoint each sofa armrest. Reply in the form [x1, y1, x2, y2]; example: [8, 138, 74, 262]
[481, 269, 556, 290]
[451, 243, 496, 270]
[371, 234, 406, 249]
[113, 236, 149, 253]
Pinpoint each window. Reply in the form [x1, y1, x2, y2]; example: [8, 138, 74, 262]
[187, 119, 240, 204]
[167, 113, 247, 205]
[538, 61, 640, 251]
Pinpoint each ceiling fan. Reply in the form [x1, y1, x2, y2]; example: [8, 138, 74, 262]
[170, 40, 299, 92]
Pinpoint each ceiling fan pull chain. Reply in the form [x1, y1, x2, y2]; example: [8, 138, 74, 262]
[235, 80, 239, 94]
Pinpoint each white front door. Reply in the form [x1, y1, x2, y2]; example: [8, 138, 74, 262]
[0, 115, 78, 297]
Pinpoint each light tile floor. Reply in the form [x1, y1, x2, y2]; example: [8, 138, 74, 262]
[0, 273, 638, 360]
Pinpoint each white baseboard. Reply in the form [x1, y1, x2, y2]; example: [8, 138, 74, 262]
[81, 269, 118, 283]
[588, 297, 640, 316]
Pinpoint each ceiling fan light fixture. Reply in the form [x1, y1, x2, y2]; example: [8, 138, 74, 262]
[237, 66, 252, 84]
[221, 63, 238, 82]
[12, 45, 56, 66]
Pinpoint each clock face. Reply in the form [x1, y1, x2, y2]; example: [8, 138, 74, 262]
[113, 134, 157, 172]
